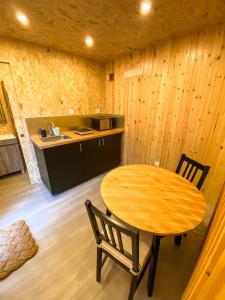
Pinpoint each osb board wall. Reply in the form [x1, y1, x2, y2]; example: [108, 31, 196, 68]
[25, 114, 125, 135]
[0, 81, 15, 135]
[1, 1, 225, 61]
[0, 37, 106, 184]
[0, 62, 41, 183]
[106, 24, 225, 215]
[0, 37, 105, 116]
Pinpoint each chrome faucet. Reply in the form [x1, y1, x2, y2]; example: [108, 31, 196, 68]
[49, 121, 55, 136]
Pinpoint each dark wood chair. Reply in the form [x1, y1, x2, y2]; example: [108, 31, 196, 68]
[176, 153, 210, 190]
[175, 153, 210, 245]
[85, 200, 152, 300]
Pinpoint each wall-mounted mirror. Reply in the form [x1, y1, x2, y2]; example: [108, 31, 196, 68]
[0, 80, 17, 135]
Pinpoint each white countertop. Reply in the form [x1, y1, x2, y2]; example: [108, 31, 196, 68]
[0, 134, 16, 141]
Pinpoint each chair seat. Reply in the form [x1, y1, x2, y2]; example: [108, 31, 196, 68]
[99, 230, 152, 274]
[85, 200, 152, 300]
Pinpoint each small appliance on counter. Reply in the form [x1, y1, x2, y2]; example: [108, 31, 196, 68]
[73, 128, 94, 135]
[39, 128, 47, 137]
[91, 116, 113, 131]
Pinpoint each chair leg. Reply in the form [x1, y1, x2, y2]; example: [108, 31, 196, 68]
[128, 275, 138, 300]
[106, 209, 111, 217]
[175, 235, 182, 246]
[147, 236, 161, 297]
[96, 247, 102, 282]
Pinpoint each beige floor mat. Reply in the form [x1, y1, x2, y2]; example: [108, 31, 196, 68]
[0, 220, 38, 279]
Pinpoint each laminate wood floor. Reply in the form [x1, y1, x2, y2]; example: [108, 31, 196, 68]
[0, 172, 207, 300]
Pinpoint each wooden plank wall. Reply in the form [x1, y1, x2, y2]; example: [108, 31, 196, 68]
[182, 183, 225, 299]
[106, 24, 225, 212]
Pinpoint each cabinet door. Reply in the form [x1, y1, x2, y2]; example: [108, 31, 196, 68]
[100, 133, 122, 173]
[0, 151, 7, 176]
[44, 142, 85, 194]
[83, 138, 101, 180]
[0, 144, 23, 174]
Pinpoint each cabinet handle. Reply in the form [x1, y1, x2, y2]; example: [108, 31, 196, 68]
[79, 143, 83, 152]
[102, 138, 104, 146]
[98, 139, 101, 148]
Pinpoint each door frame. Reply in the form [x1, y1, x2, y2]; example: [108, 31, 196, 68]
[0, 61, 40, 184]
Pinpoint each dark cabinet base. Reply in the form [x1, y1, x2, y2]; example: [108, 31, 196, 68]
[83, 138, 102, 180]
[34, 133, 122, 194]
[100, 134, 121, 173]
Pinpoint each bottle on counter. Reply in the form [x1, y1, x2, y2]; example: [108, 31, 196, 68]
[39, 128, 47, 137]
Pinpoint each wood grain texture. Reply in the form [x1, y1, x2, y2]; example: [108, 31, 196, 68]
[30, 128, 124, 149]
[0, 1, 225, 61]
[0, 151, 6, 174]
[101, 165, 206, 235]
[0, 144, 24, 175]
[182, 183, 225, 300]
[106, 24, 225, 217]
[0, 135, 16, 145]
[0, 172, 208, 300]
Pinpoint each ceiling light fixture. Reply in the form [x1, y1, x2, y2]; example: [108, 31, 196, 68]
[16, 12, 29, 26]
[140, 1, 152, 15]
[85, 36, 94, 47]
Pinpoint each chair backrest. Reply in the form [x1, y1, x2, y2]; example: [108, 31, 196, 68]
[85, 200, 139, 273]
[176, 154, 210, 190]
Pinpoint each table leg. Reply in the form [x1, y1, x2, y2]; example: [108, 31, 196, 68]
[147, 235, 161, 297]
[175, 234, 182, 246]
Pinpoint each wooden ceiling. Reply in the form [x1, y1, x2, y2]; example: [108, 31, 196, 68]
[0, 0, 225, 62]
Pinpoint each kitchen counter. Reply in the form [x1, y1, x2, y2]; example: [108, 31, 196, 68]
[30, 128, 124, 149]
[32, 128, 123, 193]
[0, 134, 17, 147]
[0, 134, 16, 141]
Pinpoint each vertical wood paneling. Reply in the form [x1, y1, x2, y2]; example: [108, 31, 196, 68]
[106, 24, 225, 211]
[182, 184, 225, 299]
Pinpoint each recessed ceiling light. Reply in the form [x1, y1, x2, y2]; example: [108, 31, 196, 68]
[140, 1, 152, 15]
[16, 12, 29, 26]
[85, 36, 94, 47]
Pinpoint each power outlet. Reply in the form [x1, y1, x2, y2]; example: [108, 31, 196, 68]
[69, 109, 75, 115]
[154, 161, 160, 167]
[96, 108, 101, 113]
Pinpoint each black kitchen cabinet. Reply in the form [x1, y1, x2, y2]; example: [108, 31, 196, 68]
[99, 134, 121, 173]
[83, 138, 102, 180]
[34, 133, 122, 194]
[83, 133, 122, 179]
[34, 142, 85, 194]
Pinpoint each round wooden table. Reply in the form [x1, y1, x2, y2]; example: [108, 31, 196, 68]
[100, 164, 206, 296]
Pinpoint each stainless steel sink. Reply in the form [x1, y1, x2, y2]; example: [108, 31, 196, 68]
[41, 135, 71, 142]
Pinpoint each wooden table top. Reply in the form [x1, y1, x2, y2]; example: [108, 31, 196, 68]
[100, 165, 206, 235]
[30, 128, 124, 149]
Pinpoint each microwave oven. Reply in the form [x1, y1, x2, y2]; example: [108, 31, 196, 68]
[91, 117, 113, 131]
